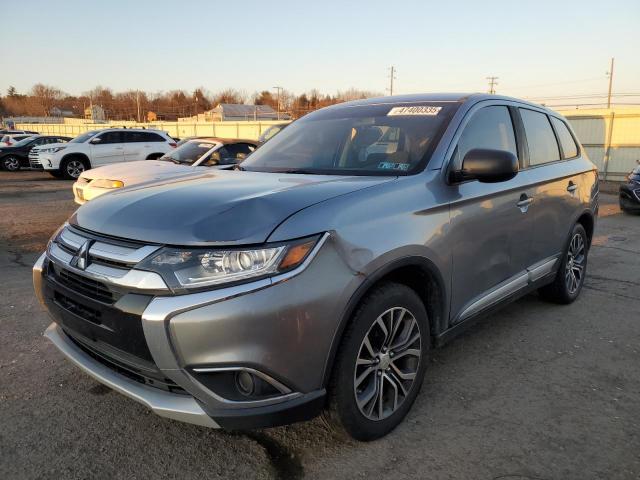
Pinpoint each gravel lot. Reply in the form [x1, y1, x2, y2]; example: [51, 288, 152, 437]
[1, 170, 638, 480]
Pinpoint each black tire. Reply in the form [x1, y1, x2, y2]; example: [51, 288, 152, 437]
[60, 157, 87, 180]
[1, 155, 21, 171]
[48, 170, 63, 179]
[323, 282, 430, 441]
[539, 223, 589, 304]
[146, 153, 164, 160]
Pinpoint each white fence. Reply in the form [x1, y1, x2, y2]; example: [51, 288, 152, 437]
[565, 112, 640, 181]
[13, 120, 290, 142]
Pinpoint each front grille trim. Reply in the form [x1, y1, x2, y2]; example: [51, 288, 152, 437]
[47, 225, 167, 292]
[63, 328, 187, 395]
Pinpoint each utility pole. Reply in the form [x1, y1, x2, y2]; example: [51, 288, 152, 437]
[273, 86, 283, 119]
[388, 66, 397, 96]
[486, 76, 499, 94]
[606, 57, 615, 109]
[136, 90, 141, 123]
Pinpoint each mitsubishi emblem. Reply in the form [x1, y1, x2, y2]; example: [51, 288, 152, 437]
[72, 240, 93, 270]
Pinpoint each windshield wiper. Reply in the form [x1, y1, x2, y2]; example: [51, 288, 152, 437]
[277, 169, 318, 175]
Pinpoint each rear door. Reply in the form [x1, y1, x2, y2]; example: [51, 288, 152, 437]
[90, 131, 125, 166]
[447, 103, 535, 323]
[518, 109, 583, 263]
[123, 131, 168, 161]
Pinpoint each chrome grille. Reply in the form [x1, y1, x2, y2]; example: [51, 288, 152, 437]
[50, 262, 114, 303]
[28, 149, 42, 168]
[47, 225, 166, 292]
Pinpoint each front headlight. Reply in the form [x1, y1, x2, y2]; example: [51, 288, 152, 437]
[139, 235, 321, 289]
[41, 146, 66, 154]
[90, 179, 124, 189]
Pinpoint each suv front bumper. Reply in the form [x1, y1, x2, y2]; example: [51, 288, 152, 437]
[33, 234, 352, 429]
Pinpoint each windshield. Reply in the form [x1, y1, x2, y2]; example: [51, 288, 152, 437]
[160, 140, 216, 164]
[12, 136, 38, 147]
[1, 135, 31, 143]
[70, 131, 99, 143]
[241, 102, 458, 175]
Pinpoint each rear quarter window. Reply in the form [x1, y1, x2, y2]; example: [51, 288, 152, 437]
[519, 109, 561, 166]
[550, 116, 578, 159]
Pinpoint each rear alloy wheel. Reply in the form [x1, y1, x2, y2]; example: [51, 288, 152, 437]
[61, 158, 86, 179]
[324, 282, 429, 441]
[2, 156, 21, 171]
[539, 223, 588, 304]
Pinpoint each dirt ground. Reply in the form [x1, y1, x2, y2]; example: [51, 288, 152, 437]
[0, 171, 638, 479]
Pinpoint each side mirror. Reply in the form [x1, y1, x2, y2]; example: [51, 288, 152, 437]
[89, 137, 102, 144]
[455, 148, 518, 183]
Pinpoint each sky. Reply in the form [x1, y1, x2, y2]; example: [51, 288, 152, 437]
[2, 0, 639, 107]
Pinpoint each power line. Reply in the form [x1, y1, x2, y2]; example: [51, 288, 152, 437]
[606, 57, 615, 109]
[387, 66, 397, 96]
[486, 76, 498, 94]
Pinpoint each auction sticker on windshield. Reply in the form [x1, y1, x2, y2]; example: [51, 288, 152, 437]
[387, 106, 442, 116]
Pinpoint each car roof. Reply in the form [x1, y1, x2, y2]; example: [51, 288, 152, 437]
[326, 92, 554, 114]
[186, 137, 257, 145]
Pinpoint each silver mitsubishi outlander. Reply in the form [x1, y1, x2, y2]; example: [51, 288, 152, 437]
[33, 94, 598, 440]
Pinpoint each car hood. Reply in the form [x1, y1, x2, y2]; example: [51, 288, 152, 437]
[81, 160, 198, 185]
[32, 142, 67, 151]
[71, 170, 395, 245]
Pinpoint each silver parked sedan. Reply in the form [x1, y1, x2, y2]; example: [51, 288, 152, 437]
[34, 93, 598, 440]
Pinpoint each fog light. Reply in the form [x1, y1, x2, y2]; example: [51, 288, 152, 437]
[235, 371, 255, 396]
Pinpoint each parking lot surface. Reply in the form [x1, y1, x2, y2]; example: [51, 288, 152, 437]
[0, 170, 638, 480]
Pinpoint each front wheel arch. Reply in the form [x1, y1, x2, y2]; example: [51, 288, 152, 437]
[321, 255, 447, 387]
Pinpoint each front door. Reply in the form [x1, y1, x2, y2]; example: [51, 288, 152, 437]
[90, 131, 125, 166]
[447, 104, 534, 323]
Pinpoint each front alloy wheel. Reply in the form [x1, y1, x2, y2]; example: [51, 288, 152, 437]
[354, 307, 421, 421]
[325, 282, 429, 441]
[63, 159, 85, 179]
[2, 156, 20, 171]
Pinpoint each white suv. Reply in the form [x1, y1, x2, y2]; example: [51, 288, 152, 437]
[31, 128, 177, 179]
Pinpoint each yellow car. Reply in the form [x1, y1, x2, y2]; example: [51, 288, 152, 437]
[72, 138, 256, 204]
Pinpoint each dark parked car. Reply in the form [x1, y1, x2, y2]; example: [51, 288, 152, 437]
[619, 164, 640, 213]
[33, 93, 598, 440]
[0, 135, 72, 171]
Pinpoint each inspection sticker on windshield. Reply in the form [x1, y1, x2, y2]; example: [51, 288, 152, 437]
[387, 106, 442, 116]
[378, 162, 410, 171]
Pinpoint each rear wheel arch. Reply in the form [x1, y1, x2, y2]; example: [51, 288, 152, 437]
[576, 211, 594, 247]
[322, 256, 447, 387]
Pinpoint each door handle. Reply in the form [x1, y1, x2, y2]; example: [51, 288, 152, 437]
[516, 194, 533, 213]
[567, 181, 578, 193]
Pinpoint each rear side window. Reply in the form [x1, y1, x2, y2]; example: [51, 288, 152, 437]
[454, 106, 517, 169]
[550, 117, 578, 159]
[519, 109, 561, 166]
[125, 131, 166, 143]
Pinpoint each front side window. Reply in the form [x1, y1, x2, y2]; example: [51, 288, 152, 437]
[550, 117, 578, 159]
[240, 102, 459, 175]
[453, 105, 517, 169]
[520, 109, 561, 166]
[70, 131, 99, 143]
[96, 131, 123, 144]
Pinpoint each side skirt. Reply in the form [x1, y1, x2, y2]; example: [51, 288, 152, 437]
[434, 271, 556, 348]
